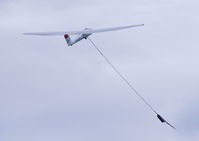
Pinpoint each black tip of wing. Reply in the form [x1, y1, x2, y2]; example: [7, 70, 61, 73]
[157, 114, 176, 130]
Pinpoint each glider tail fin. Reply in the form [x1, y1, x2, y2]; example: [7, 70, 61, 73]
[64, 34, 72, 46]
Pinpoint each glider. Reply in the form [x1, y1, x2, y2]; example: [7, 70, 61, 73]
[23, 24, 144, 46]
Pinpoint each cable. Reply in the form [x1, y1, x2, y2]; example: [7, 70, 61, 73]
[88, 37, 176, 130]
[88, 37, 157, 114]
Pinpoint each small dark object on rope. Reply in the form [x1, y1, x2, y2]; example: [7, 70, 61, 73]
[157, 114, 166, 122]
[157, 114, 176, 130]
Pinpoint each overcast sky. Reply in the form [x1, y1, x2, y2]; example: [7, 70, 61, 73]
[0, 0, 199, 141]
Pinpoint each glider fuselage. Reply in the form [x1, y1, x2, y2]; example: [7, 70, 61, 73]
[65, 28, 92, 46]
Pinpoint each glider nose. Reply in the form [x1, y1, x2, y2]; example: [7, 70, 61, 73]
[64, 34, 72, 46]
[64, 34, 69, 39]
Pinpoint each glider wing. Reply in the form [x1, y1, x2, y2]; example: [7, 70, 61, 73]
[83, 24, 144, 34]
[23, 24, 144, 36]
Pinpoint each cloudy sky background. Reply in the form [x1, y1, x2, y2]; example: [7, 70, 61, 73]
[0, 0, 199, 141]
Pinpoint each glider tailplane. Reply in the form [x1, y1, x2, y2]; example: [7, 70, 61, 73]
[64, 34, 72, 46]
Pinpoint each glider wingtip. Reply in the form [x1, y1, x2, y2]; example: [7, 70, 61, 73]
[139, 24, 144, 26]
